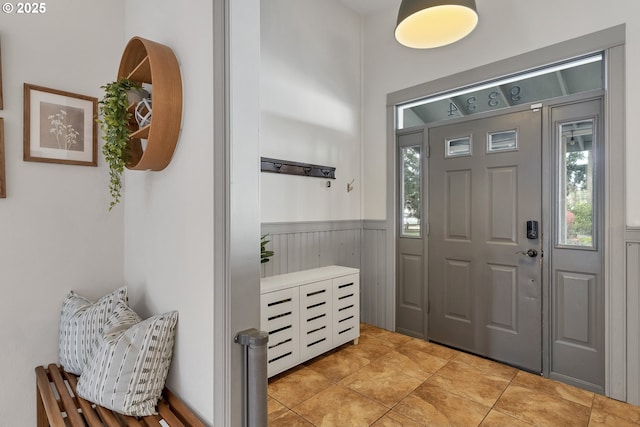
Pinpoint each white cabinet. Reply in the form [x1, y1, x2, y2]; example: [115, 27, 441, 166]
[260, 266, 360, 378]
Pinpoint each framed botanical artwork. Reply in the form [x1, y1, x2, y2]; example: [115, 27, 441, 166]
[23, 84, 97, 166]
[0, 118, 5, 198]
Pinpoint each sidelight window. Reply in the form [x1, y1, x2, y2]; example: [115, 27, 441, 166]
[557, 119, 595, 248]
[401, 145, 421, 237]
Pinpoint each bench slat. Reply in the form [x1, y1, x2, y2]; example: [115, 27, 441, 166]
[158, 401, 186, 427]
[96, 405, 125, 427]
[36, 384, 48, 427]
[120, 414, 145, 427]
[64, 370, 104, 427]
[47, 363, 86, 427]
[140, 413, 164, 427]
[165, 389, 206, 427]
[35, 366, 66, 427]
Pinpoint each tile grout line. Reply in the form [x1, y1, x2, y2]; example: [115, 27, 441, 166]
[585, 392, 597, 426]
[316, 330, 414, 426]
[477, 368, 521, 426]
[358, 330, 452, 425]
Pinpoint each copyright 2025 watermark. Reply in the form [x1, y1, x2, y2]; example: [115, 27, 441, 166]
[2, 3, 47, 13]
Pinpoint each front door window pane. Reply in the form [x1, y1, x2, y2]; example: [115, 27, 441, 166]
[558, 120, 595, 248]
[401, 145, 421, 237]
[446, 136, 472, 157]
[488, 130, 517, 153]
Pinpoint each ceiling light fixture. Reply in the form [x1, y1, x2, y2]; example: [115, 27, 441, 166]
[395, 0, 479, 49]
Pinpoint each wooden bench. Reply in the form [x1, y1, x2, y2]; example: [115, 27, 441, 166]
[36, 364, 206, 427]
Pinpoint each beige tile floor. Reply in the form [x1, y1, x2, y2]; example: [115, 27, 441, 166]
[267, 323, 640, 427]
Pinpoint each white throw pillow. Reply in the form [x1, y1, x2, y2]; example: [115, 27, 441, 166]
[76, 301, 178, 416]
[58, 287, 128, 375]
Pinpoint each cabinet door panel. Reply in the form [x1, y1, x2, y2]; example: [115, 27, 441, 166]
[261, 288, 299, 377]
[300, 280, 333, 360]
[333, 274, 360, 345]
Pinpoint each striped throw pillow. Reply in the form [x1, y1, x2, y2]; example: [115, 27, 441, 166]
[76, 301, 178, 416]
[58, 287, 128, 375]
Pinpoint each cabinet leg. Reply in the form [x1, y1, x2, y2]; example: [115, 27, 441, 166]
[353, 338, 359, 345]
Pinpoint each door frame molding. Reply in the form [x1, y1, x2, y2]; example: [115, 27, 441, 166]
[213, 0, 263, 425]
[212, 2, 229, 425]
[386, 25, 626, 400]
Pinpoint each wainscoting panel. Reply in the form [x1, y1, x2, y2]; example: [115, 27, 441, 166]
[261, 220, 387, 329]
[261, 221, 361, 278]
[626, 234, 640, 405]
[362, 221, 387, 327]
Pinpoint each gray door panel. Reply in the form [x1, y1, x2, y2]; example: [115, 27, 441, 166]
[428, 110, 543, 372]
[549, 99, 604, 391]
[396, 130, 426, 339]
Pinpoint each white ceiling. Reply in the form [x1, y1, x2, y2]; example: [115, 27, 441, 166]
[340, 0, 399, 15]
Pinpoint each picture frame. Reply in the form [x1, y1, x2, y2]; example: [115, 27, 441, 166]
[0, 37, 3, 110]
[23, 84, 97, 166]
[0, 118, 5, 198]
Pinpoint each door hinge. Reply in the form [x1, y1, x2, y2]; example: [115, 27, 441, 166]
[426, 223, 430, 236]
[427, 300, 430, 314]
[426, 143, 430, 158]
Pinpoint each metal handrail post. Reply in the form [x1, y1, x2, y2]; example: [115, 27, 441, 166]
[234, 328, 269, 427]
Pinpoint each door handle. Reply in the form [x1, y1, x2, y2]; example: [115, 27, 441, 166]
[516, 249, 538, 258]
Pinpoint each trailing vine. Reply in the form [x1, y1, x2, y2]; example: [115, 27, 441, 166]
[97, 79, 142, 210]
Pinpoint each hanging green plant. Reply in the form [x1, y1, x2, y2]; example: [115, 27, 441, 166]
[97, 79, 142, 210]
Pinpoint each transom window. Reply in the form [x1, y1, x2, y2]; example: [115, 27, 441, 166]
[396, 53, 603, 129]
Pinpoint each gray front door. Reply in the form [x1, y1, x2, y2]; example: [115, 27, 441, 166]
[428, 109, 542, 372]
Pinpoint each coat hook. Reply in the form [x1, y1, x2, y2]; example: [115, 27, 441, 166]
[347, 179, 355, 192]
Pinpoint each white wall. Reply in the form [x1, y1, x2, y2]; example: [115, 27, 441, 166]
[362, 0, 640, 224]
[260, 0, 362, 223]
[0, 2, 125, 425]
[122, 1, 214, 424]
